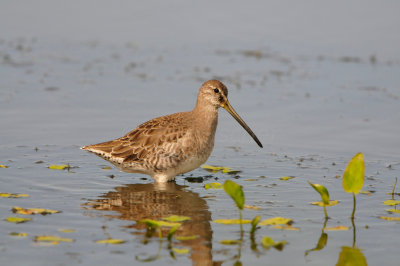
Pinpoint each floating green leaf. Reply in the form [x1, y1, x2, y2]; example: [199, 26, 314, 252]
[223, 180, 244, 210]
[201, 165, 223, 172]
[272, 225, 300, 231]
[95, 239, 126, 244]
[213, 219, 251, 224]
[244, 205, 260, 210]
[101, 166, 112, 170]
[386, 209, 400, 213]
[336, 246, 367, 266]
[172, 248, 190, 254]
[259, 217, 292, 226]
[342, 153, 365, 194]
[204, 182, 223, 190]
[325, 226, 350, 231]
[175, 235, 198, 241]
[58, 228, 76, 233]
[383, 200, 400, 206]
[48, 164, 69, 170]
[308, 182, 329, 205]
[201, 165, 240, 174]
[0, 164, 8, 168]
[280, 176, 295, 181]
[311, 200, 339, 207]
[35, 235, 74, 243]
[12, 206, 60, 215]
[379, 216, 400, 221]
[0, 193, 29, 198]
[162, 215, 190, 222]
[219, 239, 242, 245]
[139, 219, 181, 228]
[261, 237, 287, 250]
[10, 232, 28, 237]
[5, 217, 31, 223]
[262, 236, 275, 248]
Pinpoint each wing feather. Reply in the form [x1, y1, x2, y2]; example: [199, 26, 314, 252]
[83, 112, 192, 170]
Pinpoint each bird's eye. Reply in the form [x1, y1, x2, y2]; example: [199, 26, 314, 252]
[214, 88, 219, 93]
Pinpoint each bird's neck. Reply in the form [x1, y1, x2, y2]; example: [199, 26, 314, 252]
[192, 100, 219, 137]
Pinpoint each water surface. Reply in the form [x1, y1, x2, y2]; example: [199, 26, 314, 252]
[1, 1, 400, 265]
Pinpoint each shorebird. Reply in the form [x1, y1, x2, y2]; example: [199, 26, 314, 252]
[82, 80, 262, 182]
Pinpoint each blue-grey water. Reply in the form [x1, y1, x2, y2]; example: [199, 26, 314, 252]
[1, 1, 400, 265]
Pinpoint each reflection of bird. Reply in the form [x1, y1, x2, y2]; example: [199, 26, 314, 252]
[83, 182, 214, 266]
[82, 80, 262, 182]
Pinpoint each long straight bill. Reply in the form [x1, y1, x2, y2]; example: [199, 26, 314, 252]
[223, 101, 263, 148]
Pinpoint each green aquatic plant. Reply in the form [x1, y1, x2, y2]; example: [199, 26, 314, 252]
[390, 177, 398, 199]
[4, 217, 31, 223]
[342, 153, 365, 219]
[223, 180, 245, 234]
[305, 218, 328, 256]
[308, 181, 330, 218]
[261, 236, 287, 251]
[336, 246, 367, 266]
[250, 215, 261, 235]
[138, 219, 181, 240]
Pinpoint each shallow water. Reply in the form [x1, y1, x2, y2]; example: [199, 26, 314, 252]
[1, 1, 400, 265]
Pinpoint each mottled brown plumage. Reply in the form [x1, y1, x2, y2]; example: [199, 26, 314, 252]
[82, 80, 262, 182]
